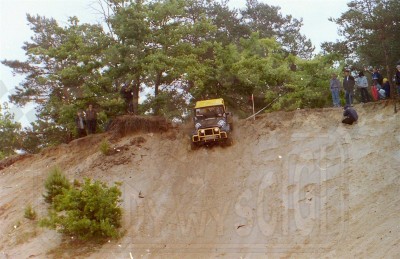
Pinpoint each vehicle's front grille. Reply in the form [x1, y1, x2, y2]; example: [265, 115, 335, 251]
[204, 129, 213, 135]
[193, 127, 227, 143]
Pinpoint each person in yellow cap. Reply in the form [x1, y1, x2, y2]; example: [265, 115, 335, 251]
[382, 77, 390, 98]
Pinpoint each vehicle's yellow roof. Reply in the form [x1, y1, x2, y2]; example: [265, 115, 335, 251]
[194, 98, 225, 109]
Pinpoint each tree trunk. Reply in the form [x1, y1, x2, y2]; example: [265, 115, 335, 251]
[132, 78, 140, 115]
[382, 44, 395, 100]
[154, 71, 162, 115]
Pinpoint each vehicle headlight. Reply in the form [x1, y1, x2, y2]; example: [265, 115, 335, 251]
[214, 127, 219, 132]
[195, 123, 201, 129]
[217, 120, 226, 127]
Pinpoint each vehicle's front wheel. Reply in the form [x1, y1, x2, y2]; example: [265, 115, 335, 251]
[190, 141, 199, 150]
[229, 123, 233, 131]
[224, 137, 233, 147]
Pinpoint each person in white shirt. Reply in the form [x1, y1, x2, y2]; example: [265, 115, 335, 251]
[75, 111, 87, 138]
[355, 71, 370, 103]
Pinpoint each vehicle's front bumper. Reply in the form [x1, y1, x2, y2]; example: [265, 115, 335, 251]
[192, 127, 228, 143]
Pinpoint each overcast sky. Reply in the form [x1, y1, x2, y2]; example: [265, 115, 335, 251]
[0, 0, 349, 125]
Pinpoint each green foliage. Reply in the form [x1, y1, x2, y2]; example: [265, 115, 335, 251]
[0, 103, 21, 159]
[59, 104, 81, 137]
[99, 139, 111, 155]
[140, 87, 191, 120]
[97, 95, 125, 118]
[240, 0, 314, 58]
[19, 119, 71, 154]
[265, 55, 340, 111]
[24, 204, 37, 220]
[326, 0, 400, 80]
[2, 0, 337, 133]
[43, 167, 71, 204]
[2, 15, 111, 150]
[41, 178, 122, 240]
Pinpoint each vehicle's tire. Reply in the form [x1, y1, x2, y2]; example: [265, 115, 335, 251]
[225, 137, 233, 146]
[190, 142, 198, 150]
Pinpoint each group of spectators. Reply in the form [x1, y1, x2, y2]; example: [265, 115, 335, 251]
[330, 64, 400, 107]
[333, 64, 400, 126]
[330, 70, 367, 124]
[75, 104, 98, 138]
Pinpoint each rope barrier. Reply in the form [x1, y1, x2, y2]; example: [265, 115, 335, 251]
[245, 96, 280, 120]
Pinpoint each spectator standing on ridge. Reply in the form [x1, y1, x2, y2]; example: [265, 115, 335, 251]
[395, 64, 400, 96]
[85, 104, 97, 134]
[372, 67, 383, 88]
[75, 111, 87, 138]
[342, 105, 358, 125]
[343, 69, 355, 106]
[120, 85, 134, 114]
[355, 71, 370, 103]
[329, 73, 341, 107]
[382, 78, 390, 99]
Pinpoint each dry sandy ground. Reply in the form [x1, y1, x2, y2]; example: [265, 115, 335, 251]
[0, 102, 399, 258]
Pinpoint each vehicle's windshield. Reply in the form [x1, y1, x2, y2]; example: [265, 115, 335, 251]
[195, 106, 224, 118]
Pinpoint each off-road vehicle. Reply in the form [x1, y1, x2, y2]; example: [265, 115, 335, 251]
[190, 98, 233, 150]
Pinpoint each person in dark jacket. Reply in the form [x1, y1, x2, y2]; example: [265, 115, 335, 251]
[85, 104, 97, 134]
[120, 85, 133, 114]
[372, 67, 383, 87]
[342, 105, 358, 125]
[395, 64, 400, 97]
[75, 111, 87, 138]
[342, 70, 355, 106]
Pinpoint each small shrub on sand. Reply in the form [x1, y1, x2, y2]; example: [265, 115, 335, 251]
[43, 167, 71, 204]
[99, 139, 111, 155]
[41, 178, 122, 240]
[24, 204, 37, 220]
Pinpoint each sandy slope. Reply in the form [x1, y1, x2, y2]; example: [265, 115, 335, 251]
[0, 102, 399, 258]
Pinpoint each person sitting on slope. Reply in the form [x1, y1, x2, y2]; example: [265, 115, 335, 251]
[342, 105, 358, 125]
